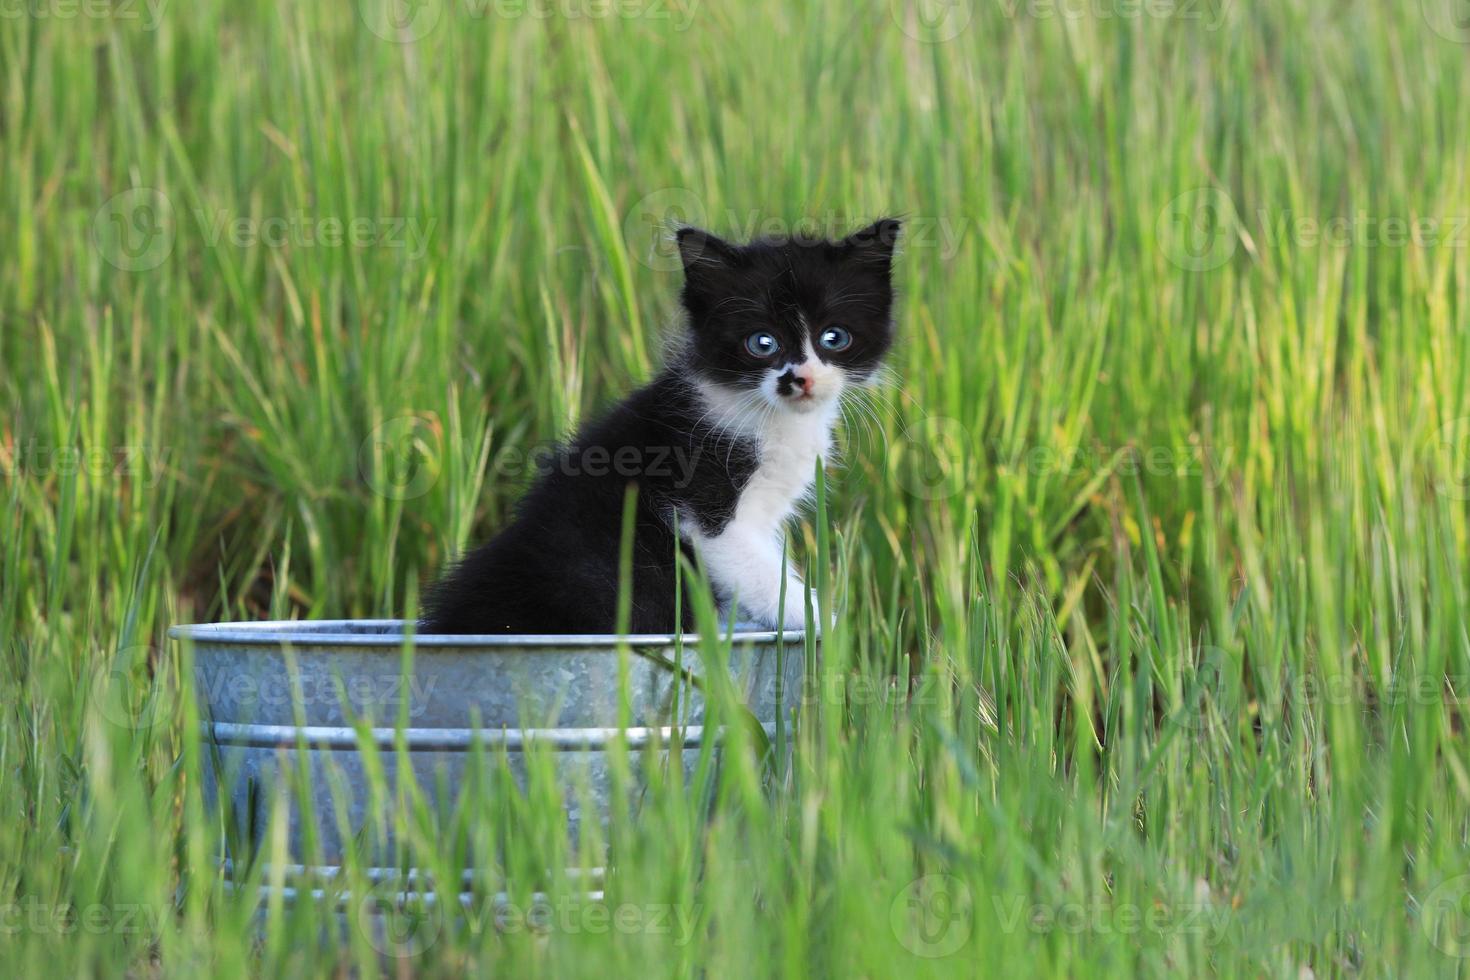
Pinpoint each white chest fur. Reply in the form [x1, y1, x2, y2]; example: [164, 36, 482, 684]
[684, 382, 837, 629]
[735, 406, 836, 530]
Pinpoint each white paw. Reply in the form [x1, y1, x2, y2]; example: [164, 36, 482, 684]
[754, 586, 817, 632]
[778, 601, 807, 631]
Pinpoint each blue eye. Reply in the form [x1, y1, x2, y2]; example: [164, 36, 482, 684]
[745, 332, 780, 357]
[818, 326, 853, 352]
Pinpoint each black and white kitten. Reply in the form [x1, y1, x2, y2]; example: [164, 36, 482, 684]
[422, 218, 900, 634]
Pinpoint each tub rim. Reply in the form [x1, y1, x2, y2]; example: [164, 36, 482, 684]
[168, 618, 813, 649]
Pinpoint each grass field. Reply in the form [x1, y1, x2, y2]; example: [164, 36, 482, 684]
[6, 0, 1470, 975]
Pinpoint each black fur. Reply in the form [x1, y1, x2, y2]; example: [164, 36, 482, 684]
[421, 218, 900, 634]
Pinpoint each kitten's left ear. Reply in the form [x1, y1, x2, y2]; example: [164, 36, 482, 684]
[676, 226, 740, 276]
[840, 218, 902, 269]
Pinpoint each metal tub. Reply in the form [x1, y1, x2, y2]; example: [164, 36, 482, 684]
[170, 619, 810, 869]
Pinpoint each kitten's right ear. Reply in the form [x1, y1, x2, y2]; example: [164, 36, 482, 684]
[676, 227, 739, 280]
[842, 218, 903, 268]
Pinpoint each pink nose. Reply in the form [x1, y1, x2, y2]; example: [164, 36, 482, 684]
[792, 370, 815, 394]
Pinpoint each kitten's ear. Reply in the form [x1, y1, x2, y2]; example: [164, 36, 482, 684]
[841, 218, 902, 269]
[676, 226, 740, 280]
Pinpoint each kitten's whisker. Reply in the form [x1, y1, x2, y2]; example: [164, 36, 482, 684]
[839, 385, 892, 457]
[840, 397, 881, 454]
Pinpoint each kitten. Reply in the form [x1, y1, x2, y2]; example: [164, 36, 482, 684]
[422, 218, 900, 634]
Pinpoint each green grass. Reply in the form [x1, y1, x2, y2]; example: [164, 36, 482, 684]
[6, 0, 1470, 974]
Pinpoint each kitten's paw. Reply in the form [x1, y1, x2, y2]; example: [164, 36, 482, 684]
[778, 601, 807, 632]
[748, 607, 804, 632]
[754, 587, 817, 632]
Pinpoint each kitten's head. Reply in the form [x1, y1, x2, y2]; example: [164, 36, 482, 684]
[675, 218, 900, 415]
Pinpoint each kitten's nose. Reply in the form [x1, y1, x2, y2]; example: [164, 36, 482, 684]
[779, 368, 814, 397]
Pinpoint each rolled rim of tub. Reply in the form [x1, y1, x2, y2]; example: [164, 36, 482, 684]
[168, 618, 815, 647]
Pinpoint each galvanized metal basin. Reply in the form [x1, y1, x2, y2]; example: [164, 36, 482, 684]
[170, 619, 810, 868]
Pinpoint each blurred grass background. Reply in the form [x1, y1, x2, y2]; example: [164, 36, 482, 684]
[6, 0, 1470, 975]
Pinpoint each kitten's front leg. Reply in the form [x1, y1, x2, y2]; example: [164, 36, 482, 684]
[694, 530, 814, 631]
[769, 572, 813, 631]
[747, 568, 812, 631]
